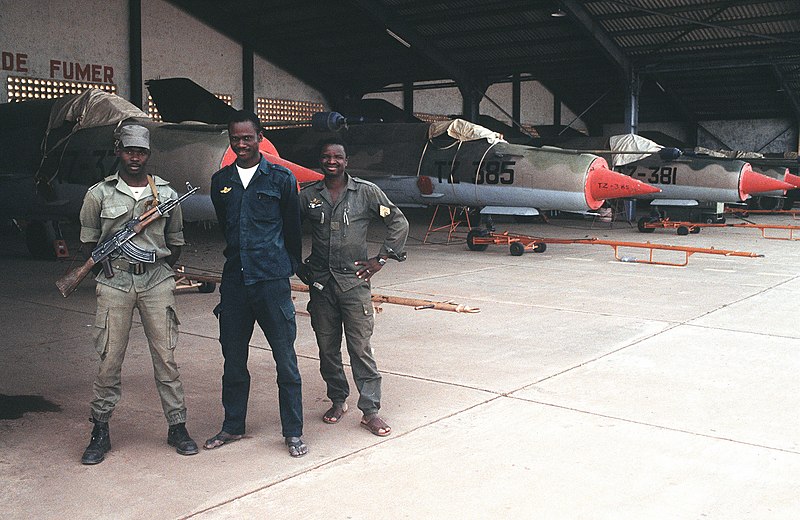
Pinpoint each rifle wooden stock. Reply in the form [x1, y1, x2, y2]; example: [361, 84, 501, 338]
[56, 257, 97, 297]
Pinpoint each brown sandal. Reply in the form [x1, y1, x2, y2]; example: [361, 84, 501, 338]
[360, 415, 391, 437]
[322, 403, 348, 424]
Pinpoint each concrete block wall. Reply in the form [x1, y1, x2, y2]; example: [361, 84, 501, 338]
[0, 0, 327, 109]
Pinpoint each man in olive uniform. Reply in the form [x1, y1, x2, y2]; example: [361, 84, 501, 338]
[78, 124, 197, 464]
[299, 138, 408, 437]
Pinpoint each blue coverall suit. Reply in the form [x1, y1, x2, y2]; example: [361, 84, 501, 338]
[210, 155, 303, 438]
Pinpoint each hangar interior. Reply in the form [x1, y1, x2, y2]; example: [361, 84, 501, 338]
[3, 3, 800, 519]
[2, 0, 799, 152]
[162, 0, 800, 151]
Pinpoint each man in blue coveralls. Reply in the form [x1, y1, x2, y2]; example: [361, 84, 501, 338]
[206, 110, 307, 457]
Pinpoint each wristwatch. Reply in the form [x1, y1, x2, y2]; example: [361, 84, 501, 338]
[376, 256, 387, 266]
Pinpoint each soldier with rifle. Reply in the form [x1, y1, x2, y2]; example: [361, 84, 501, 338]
[73, 124, 198, 464]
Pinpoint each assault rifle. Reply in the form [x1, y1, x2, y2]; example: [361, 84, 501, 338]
[56, 182, 198, 298]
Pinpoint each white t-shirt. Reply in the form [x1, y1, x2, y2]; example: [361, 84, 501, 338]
[129, 186, 148, 200]
[237, 164, 259, 188]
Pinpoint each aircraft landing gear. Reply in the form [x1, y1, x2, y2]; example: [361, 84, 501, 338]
[748, 196, 782, 211]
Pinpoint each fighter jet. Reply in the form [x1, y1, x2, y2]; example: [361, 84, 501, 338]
[0, 89, 322, 256]
[147, 78, 660, 223]
[266, 121, 661, 217]
[726, 155, 800, 210]
[557, 134, 794, 221]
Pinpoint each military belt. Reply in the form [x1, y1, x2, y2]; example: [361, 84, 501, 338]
[111, 260, 147, 275]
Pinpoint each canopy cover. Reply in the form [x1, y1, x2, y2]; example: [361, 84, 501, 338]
[428, 119, 505, 144]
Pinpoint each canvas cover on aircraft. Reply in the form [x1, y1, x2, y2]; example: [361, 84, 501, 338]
[428, 119, 505, 144]
[43, 89, 148, 155]
[608, 134, 663, 167]
[691, 146, 764, 159]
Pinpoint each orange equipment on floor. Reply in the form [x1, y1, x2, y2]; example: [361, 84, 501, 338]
[636, 217, 800, 240]
[465, 230, 763, 267]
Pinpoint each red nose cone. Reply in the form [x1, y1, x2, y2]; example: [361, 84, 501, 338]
[585, 158, 660, 210]
[783, 169, 800, 189]
[263, 153, 324, 184]
[221, 138, 323, 184]
[739, 163, 795, 199]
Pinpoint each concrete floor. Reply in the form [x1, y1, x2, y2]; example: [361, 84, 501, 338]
[1, 209, 799, 519]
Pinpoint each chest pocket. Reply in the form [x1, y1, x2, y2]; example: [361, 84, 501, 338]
[306, 206, 324, 225]
[252, 189, 281, 222]
[100, 204, 129, 225]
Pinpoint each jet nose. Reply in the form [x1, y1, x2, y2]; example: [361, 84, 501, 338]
[783, 169, 800, 189]
[738, 163, 795, 199]
[262, 152, 324, 183]
[585, 161, 660, 209]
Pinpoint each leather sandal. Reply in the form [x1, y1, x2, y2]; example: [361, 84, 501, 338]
[322, 402, 348, 424]
[360, 415, 391, 437]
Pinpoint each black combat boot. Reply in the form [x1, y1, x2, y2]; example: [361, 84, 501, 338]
[167, 423, 199, 455]
[81, 419, 111, 465]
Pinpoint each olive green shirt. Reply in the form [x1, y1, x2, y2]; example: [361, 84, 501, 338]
[300, 175, 408, 292]
[79, 173, 185, 292]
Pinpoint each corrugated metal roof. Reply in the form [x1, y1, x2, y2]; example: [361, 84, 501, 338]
[164, 0, 800, 128]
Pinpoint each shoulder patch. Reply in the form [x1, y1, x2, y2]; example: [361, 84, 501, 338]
[268, 163, 292, 176]
[351, 177, 379, 189]
[300, 180, 324, 191]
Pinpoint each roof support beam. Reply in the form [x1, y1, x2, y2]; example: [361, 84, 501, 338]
[460, 84, 486, 123]
[652, 74, 698, 145]
[128, 0, 143, 109]
[512, 74, 521, 130]
[624, 70, 640, 135]
[559, 0, 631, 78]
[242, 46, 254, 113]
[641, 55, 800, 74]
[403, 82, 414, 118]
[352, 0, 482, 109]
[553, 95, 562, 127]
[772, 65, 800, 121]
[559, 0, 635, 132]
